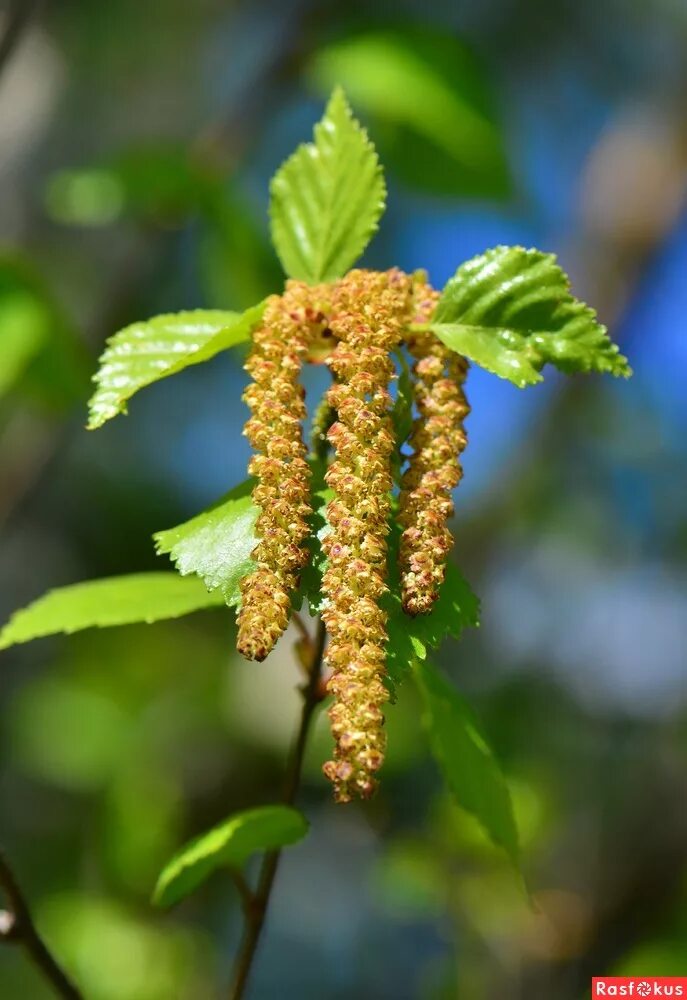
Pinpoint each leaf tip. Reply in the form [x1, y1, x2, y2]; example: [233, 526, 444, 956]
[326, 83, 352, 113]
[613, 355, 633, 379]
[269, 81, 386, 283]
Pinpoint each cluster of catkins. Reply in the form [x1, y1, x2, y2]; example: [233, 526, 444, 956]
[236, 269, 469, 802]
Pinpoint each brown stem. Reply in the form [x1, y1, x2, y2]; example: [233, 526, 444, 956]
[291, 612, 311, 644]
[0, 850, 83, 999]
[228, 617, 327, 1000]
[230, 870, 255, 916]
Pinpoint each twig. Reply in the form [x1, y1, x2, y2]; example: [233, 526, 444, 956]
[0, 0, 42, 82]
[228, 618, 327, 1000]
[230, 870, 255, 917]
[0, 849, 83, 999]
[291, 612, 311, 644]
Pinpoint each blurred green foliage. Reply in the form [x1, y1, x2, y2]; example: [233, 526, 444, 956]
[0, 1, 686, 998]
[0, 257, 88, 410]
[307, 27, 510, 198]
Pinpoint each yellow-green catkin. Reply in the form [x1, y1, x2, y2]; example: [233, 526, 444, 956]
[398, 278, 470, 615]
[321, 269, 413, 802]
[237, 282, 329, 661]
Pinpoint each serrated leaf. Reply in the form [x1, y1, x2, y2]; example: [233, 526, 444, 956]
[269, 87, 386, 283]
[0, 573, 224, 650]
[154, 476, 334, 615]
[307, 29, 509, 199]
[432, 246, 631, 388]
[414, 659, 519, 869]
[154, 481, 258, 607]
[88, 301, 265, 429]
[153, 805, 308, 908]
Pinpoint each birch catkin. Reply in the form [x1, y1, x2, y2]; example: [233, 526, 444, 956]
[237, 268, 470, 800]
[321, 269, 413, 801]
[237, 282, 329, 661]
[398, 280, 470, 615]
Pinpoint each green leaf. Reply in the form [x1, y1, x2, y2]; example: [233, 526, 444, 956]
[0, 573, 224, 651]
[269, 87, 386, 283]
[307, 28, 509, 199]
[153, 805, 308, 908]
[154, 475, 333, 615]
[413, 659, 519, 868]
[432, 246, 631, 388]
[87, 301, 265, 429]
[154, 481, 258, 608]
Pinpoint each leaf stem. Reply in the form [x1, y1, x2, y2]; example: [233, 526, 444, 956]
[228, 617, 327, 999]
[0, 849, 83, 999]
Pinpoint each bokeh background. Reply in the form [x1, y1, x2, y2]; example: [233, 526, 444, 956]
[1, 1, 686, 997]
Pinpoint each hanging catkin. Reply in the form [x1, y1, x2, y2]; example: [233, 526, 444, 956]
[320, 269, 412, 801]
[236, 268, 469, 799]
[237, 282, 329, 661]
[398, 279, 470, 615]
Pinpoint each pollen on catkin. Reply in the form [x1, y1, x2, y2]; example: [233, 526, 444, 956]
[398, 278, 470, 615]
[321, 268, 413, 802]
[237, 282, 329, 662]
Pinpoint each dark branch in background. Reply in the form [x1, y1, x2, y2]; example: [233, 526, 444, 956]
[228, 617, 328, 1000]
[0, 0, 42, 81]
[0, 850, 83, 999]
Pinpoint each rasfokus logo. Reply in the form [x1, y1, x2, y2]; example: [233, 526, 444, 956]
[592, 979, 687, 997]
